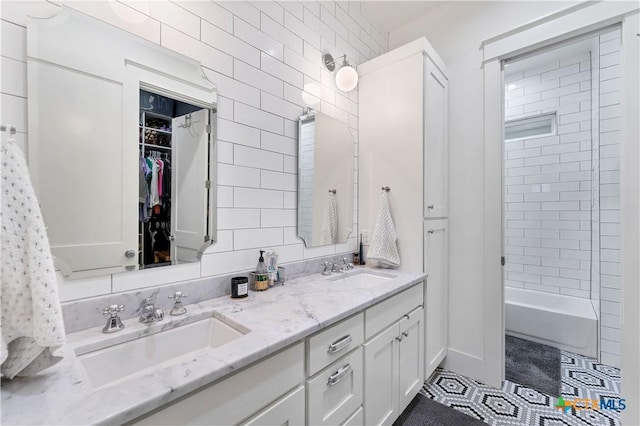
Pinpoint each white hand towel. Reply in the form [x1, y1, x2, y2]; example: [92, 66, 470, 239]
[1, 139, 66, 379]
[320, 192, 337, 245]
[367, 191, 400, 268]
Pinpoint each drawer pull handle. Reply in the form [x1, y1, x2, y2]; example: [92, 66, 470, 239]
[327, 364, 352, 386]
[327, 335, 352, 354]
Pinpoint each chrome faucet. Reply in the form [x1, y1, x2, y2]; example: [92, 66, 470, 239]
[339, 257, 354, 271]
[139, 298, 164, 324]
[102, 304, 125, 333]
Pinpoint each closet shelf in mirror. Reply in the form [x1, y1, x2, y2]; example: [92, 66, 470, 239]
[143, 110, 173, 120]
[140, 143, 171, 151]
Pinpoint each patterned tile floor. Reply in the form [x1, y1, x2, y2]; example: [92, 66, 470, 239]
[422, 350, 622, 426]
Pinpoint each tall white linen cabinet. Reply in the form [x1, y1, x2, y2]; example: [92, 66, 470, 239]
[358, 37, 449, 410]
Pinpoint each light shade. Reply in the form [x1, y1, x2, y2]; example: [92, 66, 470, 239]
[335, 65, 358, 92]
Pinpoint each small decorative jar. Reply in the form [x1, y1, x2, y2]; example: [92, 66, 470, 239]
[231, 276, 249, 298]
[251, 272, 269, 291]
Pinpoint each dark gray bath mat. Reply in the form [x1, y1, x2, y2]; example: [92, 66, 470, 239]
[505, 335, 561, 397]
[393, 393, 486, 426]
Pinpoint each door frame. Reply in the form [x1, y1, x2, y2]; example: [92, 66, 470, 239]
[482, 3, 640, 421]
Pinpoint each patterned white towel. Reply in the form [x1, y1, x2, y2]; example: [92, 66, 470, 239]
[1, 139, 66, 379]
[367, 191, 400, 268]
[320, 192, 337, 245]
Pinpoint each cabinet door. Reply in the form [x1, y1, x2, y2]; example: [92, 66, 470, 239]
[424, 219, 449, 379]
[363, 324, 399, 426]
[171, 108, 210, 262]
[243, 385, 305, 426]
[307, 347, 363, 426]
[398, 307, 425, 411]
[424, 57, 449, 219]
[27, 60, 138, 277]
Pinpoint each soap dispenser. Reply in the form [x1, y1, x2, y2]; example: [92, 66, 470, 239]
[252, 250, 269, 291]
[256, 250, 268, 274]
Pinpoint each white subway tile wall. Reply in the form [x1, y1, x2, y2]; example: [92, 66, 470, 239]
[503, 30, 621, 367]
[0, 1, 388, 298]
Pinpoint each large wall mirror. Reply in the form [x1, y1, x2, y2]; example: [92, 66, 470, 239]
[298, 110, 354, 247]
[27, 8, 217, 279]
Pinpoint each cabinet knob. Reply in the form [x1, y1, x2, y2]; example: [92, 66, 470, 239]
[125, 249, 136, 258]
[427, 204, 434, 210]
[402, 331, 409, 338]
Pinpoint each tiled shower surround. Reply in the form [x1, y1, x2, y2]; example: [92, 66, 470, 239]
[504, 29, 621, 367]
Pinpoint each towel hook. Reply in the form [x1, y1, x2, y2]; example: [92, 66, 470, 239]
[381, 186, 390, 192]
[329, 189, 336, 194]
[1, 124, 16, 135]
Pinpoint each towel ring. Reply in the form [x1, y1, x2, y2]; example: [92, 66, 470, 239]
[381, 186, 390, 192]
[329, 189, 336, 194]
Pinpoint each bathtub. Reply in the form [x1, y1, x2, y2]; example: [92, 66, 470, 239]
[505, 287, 598, 358]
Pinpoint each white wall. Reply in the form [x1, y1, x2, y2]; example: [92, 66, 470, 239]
[389, 0, 581, 381]
[0, 0, 388, 300]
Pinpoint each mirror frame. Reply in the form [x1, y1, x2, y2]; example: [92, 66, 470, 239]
[27, 7, 217, 278]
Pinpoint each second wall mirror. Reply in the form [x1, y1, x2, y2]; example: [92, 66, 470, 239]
[297, 110, 354, 247]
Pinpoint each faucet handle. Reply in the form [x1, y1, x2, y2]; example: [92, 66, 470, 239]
[169, 291, 188, 316]
[102, 305, 125, 333]
[322, 261, 332, 275]
[168, 291, 188, 301]
[103, 304, 125, 316]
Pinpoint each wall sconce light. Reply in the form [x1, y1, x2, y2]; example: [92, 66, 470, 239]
[322, 53, 358, 92]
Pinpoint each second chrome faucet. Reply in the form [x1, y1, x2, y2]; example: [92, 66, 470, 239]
[139, 298, 164, 324]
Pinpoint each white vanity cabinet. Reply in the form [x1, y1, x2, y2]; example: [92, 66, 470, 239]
[363, 284, 424, 426]
[425, 219, 449, 378]
[133, 343, 304, 425]
[132, 282, 424, 426]
[306, 313, 364, 426]
[359, 37, 449, 382]
[307, 347, 363, 426]
[242, 385, 305, 426]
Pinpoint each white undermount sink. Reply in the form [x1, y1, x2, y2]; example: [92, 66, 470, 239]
[328, 269, 397, 285]
[77, 316, 247, 389]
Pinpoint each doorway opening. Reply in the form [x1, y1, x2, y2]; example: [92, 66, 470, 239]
[501, 28, 623, 422]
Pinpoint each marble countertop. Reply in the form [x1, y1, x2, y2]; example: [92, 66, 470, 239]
[1, 267, 426, 425]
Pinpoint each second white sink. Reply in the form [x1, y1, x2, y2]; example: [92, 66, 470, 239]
[328, 269, 397, 286]
[78, 316, 246, 389]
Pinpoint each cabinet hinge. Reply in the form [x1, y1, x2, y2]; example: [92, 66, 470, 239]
[501, 256, 506, 266]
[206, 123, 212, 133]
[205, 180, 211, 189]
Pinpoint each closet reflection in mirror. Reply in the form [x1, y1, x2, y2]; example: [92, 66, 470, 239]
[26, 7, 217, 279]
[139, 90, 214, 269]
[297, 110, 354, 247]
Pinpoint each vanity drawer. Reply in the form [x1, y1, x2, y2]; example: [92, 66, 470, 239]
[365, 282, 423, 339]
[307, 312, 364, 376]
[307, 346, 363, 426]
